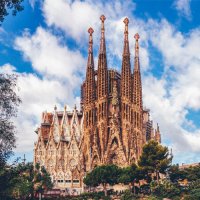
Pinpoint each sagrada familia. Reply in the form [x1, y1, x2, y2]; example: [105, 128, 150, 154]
[34, 15, 161, 193]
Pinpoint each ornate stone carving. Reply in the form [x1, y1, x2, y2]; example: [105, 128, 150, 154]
[34, 16, 161, 191]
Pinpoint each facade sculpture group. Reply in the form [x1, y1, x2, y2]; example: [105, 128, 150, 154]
[34, 15, 161, 192]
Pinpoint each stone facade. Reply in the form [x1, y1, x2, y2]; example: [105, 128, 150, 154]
[34, 15, 161, 192]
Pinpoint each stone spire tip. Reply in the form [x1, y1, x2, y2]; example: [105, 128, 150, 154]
[88, 27, 94, 53]
[88, 27, 94, 35]
[134, 33, 140, 41]
[100, 15, 106, 22]
[123, 17, 129, 25]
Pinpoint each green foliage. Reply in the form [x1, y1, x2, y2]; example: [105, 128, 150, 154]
[169, 164, 187, 183]
[73, 191, 110, 200]
[169, 164, 200, 193]
[185, 164, 200, 181]
[138, 140, 172, 182]
[84, 164, 121, 196]
[0, 0, 24, 23]
[120, 190, 137, 200]
[184, 188, 200, 200]
[0, 162, 53, 199]
[150, 179, 181, 199]
[0, 74, 21, 167]
[84, 164, 121, 187]
[118, 163, 142, 185]
[188, 179, 200, 190]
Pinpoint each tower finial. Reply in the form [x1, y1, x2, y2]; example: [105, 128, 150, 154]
[54, 105, 57, 111]
[100, 15, 106, 29]
[99, 15, 106, 53]
[88, 27, 94, 53]
[123, 17, 129, 41]
[134, 33, 140, 57]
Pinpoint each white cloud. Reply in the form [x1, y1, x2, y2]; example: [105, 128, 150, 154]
[12, 24, 90, 152]
[14, 72, 72, 152]
[0, 65, 79, 152]
[15, 27, 85, 87]
[0, 63, 16, 73]
[174, 0, 192, 19]
[142, 19, 200, 163]
[42, 0, 146, 70]
[42, 0, 135, 42]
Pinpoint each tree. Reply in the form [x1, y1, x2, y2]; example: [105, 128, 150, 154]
[84, 164, 121, 196]
[150, 179, 181, 199]
[33, 163, 53, 196]
[138, 140, 172, 183]
[185, 164, 200, 181]
[0, 0, 24, 24]
[118, 164, 143, 195]
[169, 164, 187, 183]
[0, 162, 53, 199]
[184, 188, 200, 200]
[120, 189, 137, 200]
[0, 74, 21, 167]
[83, 170, 99, 190]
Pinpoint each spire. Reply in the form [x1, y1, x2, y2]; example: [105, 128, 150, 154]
[133, 33, 142, 109]
[85, 27, 95, 104]
[134, 33, 140, 71]
[121, 17, 131, 100]
[123, 17, 130, 55]
[100, 15, 106, 54]
[97, 15, 108, 99]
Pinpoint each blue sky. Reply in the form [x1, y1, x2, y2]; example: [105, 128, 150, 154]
[1, 0, 200, 164]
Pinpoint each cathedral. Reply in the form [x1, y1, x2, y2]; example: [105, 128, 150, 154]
[34, 15, 161, 193]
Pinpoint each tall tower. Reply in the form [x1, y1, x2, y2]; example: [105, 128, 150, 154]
[132, 33, 144, 159]
[82, 27, 96, 171]
[120, 18, 132, 160]
[96, 15, 108, 161]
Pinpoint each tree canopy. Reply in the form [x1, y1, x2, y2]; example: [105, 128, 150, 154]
[138, 140, 172, 182]
[0, 162, 53, 199]
[0, 74, 21, 167]
[84, 164, 121, 196]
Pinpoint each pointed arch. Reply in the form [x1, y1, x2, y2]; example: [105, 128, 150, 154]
[91, 154, 100, 169]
